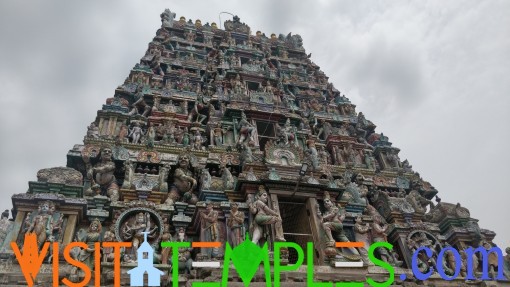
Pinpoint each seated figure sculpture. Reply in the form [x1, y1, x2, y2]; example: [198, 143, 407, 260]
[87, 146, 119, 202]
[317, 191, 361, 260]
[168, 153, 197, 204]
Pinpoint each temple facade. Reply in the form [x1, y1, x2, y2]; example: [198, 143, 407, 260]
[0, 9, 508, 287]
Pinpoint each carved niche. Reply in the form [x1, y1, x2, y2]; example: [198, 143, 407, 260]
[264, 140, 303, 166]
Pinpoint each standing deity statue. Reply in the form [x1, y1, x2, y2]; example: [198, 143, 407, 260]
[200, 202, 220, 258]
[276, 118, 296, 146]
[102, 229, 116, 263]
[227, 202, 245, 247]
[129, 122, 144, 144]
[25, 201, 60, 250]
[364, 151, 376, 169]
[174, 227, 193, 274]
[200, 168, 212, 190]
[212, 122, 227, 146]
[319, 146, 331, 165]
[159, 224, 173, 265]
[305, 139, 320, 171]
[237, 111, 256, 145]
[87, 146, 119, 202]
[118, 124, 129, 143]
[146, 123, 156, 148]
[354, 217, 371, 264]
[247, 186, 285, 244]
[75, 220, 102, 269]
[121, 212, 158, 259]
[192, 130, 205, 150]
[238, 142, 253, 166]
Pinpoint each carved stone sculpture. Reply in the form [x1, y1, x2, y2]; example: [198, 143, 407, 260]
[121, 212, 158, 259]
[75, 220, 102, 269]
[247, 186, 285, 244]
[227, 202, 245, 247]
[87, 122, 100, 138]
[237, 111, 255, 145]
[199, 202, 219, 258]
[87, 146, 119, 202]
[169, 153, 197, 203]
[129, 122, 144, 144]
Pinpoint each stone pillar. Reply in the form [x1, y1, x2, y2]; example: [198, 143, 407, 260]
[62, 213, 77, 245]
[5, 211, 25, 251]
[269, 194, 284, 242]
[307, 197, 324, 265]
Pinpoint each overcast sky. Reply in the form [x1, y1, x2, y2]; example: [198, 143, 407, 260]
[0, 0, 508, 248]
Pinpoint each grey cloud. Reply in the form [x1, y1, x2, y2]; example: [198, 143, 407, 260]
[0, 0, 508, 248]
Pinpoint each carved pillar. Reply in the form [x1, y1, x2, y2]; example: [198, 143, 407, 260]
[307, 197, 324, 265]
[62, 213, 78, 245]
[269, 194, 284, 243]
[5, 211, 25, 251]
[108, 116, 118, 136]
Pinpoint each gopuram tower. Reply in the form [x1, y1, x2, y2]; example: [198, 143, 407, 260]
[0, 9, 508, 287]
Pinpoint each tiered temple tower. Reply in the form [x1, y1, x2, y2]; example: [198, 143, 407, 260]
[0, 9, 508, 287]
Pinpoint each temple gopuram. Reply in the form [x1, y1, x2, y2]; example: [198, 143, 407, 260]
[0, 9, 508, 287]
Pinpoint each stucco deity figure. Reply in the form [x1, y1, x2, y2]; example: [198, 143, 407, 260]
[221, 165, 235, 190]
[305, 139, 320, 171]
[121, 212, 158, 259]
[146, 123, 156, 148]
[385, 150, 401, 169]
[319, 146, 331, 165]
[192, 130, 205, 150]
[160, 224, 173, 265]
[188, 93, 208, 124]
[169, 153, 197, 203]
[247, 186, 285, 244]
[87, 122, 100, 138]
[276, 118, 296, 146]
[129, 86, 151, 117]
[88, 146, 119, 202]
[338, 123, 350, 136]
[354, 217, 371, 264]
[200, 168, 212, 190]
[212, 122, 227, 146]
[237, 111, 256, 144]
[405, 190, 434, 214]
[76, 220, 102, 269]
[102, 229, 116, 262]
[239, 142, 253, 166]
[364, 151, 376, 169]
[117, 124, 128, 143]
[317, 192, 349, 245]
[317, 120, 333, 141]
[174, 227, 193, 274]
[25, 201, 60, 249]
[200, 202, 220, 258]
[129, 122, 144, 144]
[227, 202, 245, 247]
